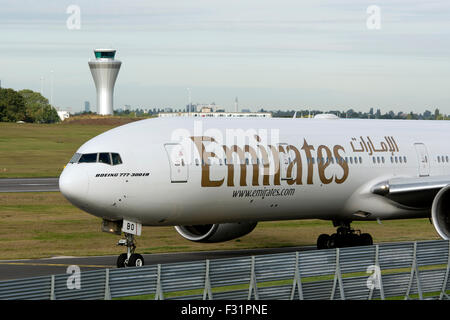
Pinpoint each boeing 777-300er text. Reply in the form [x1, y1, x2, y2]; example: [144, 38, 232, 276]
[59, 115, 450, 267]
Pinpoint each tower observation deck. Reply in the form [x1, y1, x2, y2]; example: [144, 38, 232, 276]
[88, 49, 121, 115]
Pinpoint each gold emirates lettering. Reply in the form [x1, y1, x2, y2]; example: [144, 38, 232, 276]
[190, 136, 349, 187]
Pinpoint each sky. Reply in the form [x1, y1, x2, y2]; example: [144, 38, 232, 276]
[0, 0, 449, 113]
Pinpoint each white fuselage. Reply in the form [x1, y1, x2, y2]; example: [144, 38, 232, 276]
[59, 117, 450, 227]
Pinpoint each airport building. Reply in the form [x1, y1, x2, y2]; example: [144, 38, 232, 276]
[158, 111, 272, 118]
[88, 49, 121, 116]
[57, 110, 70, 121]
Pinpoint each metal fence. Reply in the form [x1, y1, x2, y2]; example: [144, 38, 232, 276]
[1, 240, 450, 300]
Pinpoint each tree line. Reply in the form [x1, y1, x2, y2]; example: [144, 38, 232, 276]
[0, 88, 60, 123]
[267, 108, 446, 120]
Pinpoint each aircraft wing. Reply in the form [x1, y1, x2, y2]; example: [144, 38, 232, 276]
[371, 175, 450, 208]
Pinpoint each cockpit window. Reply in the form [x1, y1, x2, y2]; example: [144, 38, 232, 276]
[98, 153, 111, 165]
[69, 153, 82, 163]
[70, 152, 122, 166]
[78, 153, 98, 163]
[111, 153, 122, 165]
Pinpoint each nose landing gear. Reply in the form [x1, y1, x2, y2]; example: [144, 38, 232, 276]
[117, 233, 145, 268]
[101, 219, 145, 268]
[317, 220, 373, 250]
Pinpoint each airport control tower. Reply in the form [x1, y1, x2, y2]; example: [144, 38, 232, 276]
[88, 49, 121, 115]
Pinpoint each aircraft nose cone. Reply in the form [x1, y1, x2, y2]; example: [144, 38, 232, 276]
[59, 166, 89, 207]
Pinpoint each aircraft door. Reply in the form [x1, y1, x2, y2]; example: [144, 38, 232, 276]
[164, 143, 188, 183]
[414, 143, 430, 177]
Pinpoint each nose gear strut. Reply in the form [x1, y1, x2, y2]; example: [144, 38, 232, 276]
[117, 233, 144, 267]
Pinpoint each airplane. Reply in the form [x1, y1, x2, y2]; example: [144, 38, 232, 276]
[59, 115, 450, 267]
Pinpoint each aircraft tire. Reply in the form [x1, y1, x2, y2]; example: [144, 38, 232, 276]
[117, 253, 127, 268]
[317, 234, 330, 249]
[360, 233, 373, 246]
[128, 253, 145, 267]
[328, 234, 339, 248]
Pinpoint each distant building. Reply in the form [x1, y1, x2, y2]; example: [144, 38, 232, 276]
[186, 104, 196, 113]
[57, 111, 70, 121]
[199, 106, 213, 113]
[241, 108, 251, 113]
[84, 101, 90, 113]
[158, 111, 272, 118]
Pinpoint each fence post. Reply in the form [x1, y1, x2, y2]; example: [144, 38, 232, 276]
[50, 275, 56, 300]
[404, 242, 422, 300]
[104, 269, 111, 300]
[290, 252, 303, 300]
[330, 248, 345, 300]
[154, 264, 164, 300]
[248, 256, 259, 300]
[440, 240, 450, 300]
[368, 245, 385, 300]
[203, 259, 213, 300]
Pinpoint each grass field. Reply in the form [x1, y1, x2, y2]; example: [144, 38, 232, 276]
[0, 118, 142, 178]
[0, 192, 440, 260]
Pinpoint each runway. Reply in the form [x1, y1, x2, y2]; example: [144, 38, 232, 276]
[0, 245, 315, 281]
[0, 178, 59, 193]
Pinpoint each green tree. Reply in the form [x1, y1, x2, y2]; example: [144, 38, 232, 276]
[434, 108, 440, 120]
[19, 89, 60, 123]
[0, 88, 27, 122]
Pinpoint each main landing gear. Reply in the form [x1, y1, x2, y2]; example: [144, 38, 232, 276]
[317, 220, 373, 250]
[116, 233, 145, 268]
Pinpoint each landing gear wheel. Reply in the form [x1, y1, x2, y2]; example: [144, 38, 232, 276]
[117, 253, 127, 268]
[128, 253, 144, 267]
[317, 234, 330, 250]
[359, 233, 373, 246]
[116, 232, 143, 268]
[328, 234, 338, 249]
[316, 221, 374, 249]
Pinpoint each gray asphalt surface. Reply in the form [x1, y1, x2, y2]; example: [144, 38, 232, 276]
[0, 178, 313, 281]
[0, 178, 59, 193]
[0, 246, 316, 281]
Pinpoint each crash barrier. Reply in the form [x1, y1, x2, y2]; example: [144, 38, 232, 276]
[1, 240, 450, 300]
